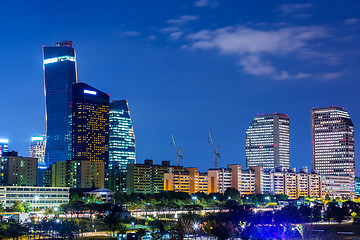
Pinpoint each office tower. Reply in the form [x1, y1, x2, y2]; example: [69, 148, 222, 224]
[311, 106, 355, 177]
[0, 139, 9, 157]
[29, 135, 46, 168]
[108, 100, 136, 192]
[43, 41, 77, 166]
[0, 151, 38, 186]
[72, 83, 109, 162]
[246, 113, 290, 171]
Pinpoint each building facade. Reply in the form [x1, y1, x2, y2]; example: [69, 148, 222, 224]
[29, 135, 46, 169]
[43, 41, 77, 166]
[72, 83, 109, 163]
[0, 186, 69, 210]
[0, 139, 9, 157]
[246, 113, 290, 171]
[164, 167, 208, 194]
[51, 159, 105, 188]
[126, 160, 183, 194]
[311, 106, 355, 178]
[0, 152, 38, 186]
[108, 100, 136, 192]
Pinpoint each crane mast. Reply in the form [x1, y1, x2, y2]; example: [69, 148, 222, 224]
[208, 131, 220, 169]
[171, 134, 183, 166]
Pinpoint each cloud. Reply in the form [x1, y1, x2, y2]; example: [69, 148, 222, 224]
[167, 15, 199, 25]
[169, 31, 184, 40]
[194, 0, 218, 8]
[186, 25, 329, 78]
[120, 31, 141, 37]
[278, 3, 313, 14]
[148, 35, 157, 40]
[344, 18, 358, 25]
[318, 72, 343, 80]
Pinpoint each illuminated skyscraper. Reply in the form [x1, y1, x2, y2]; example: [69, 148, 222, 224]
[311, 106, 355, 178]
[246, 113, 290, 171]
[108, 100, 135, 192]
[72, 83, 109, 162]
[29, 135, 46, 168]
[43, 41, 77, 166]
[0, 139, 9, 157]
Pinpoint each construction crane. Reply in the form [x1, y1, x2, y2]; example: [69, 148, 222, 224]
[208, 131, 220, 169]
[171, 134, 183, 166]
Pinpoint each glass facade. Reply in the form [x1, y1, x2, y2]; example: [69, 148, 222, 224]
[311, 106, 355, 178]
[108, 100, 135, 192]
[0, 139, 9, 157]
[29, 135, 46, 169]
[43, 41, 77, 167]
[246, 113, 290, 171]
[72, 83, 109, 163]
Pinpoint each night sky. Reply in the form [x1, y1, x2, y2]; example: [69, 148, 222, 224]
[1, 1, 360, 174]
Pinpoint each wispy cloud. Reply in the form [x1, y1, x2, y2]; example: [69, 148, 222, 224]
[278, 3, 313, 15]
[167, 15, 199, 25]
[119, 31, 142, 37]
[186, 25, 330, 78]
[317, 72, 343, 80]
[194, 0, 218, 8]
[344, 18, 358, 25]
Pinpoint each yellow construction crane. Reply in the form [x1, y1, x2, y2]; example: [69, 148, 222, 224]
[171, 134, 183, 166]
[208, 131, 220, 169]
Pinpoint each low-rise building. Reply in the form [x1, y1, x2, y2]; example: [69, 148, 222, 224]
[164, 167, 208, 194]
[321, 175, 354, 199]
[0, 186, 69, 210]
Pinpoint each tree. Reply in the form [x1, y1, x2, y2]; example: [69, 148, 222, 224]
[224, 188, 240, 200]
[135, 228, 148, 238]
[211, 222, 232, 240]
[103, 212, 122, 238]
[117, 224, 128, 240]
[23, 202, 32, 212]
[57, 219, 80, 240]
[11, 201, 25, 212]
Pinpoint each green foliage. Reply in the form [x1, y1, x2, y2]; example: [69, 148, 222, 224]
[135, 228, 148, 237]
[23, 201, 32, 212]
[11, 201, 25, 212]
[57, 219, 80, 239]
[103, 212, 123, 235]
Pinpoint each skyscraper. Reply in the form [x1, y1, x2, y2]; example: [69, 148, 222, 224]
[246, 113, 290, 171]
[0, 139, 9, 157]
[108, 100, 135, 192]
[72, 83, 109, 163]
[43, 41, 77, 167]
[311, 106, 355, 178]
[29, 135, 46, 168]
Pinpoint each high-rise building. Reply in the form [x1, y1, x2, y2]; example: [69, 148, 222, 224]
[108, 100, 136, 192]
[246, 113, 290, 171]
[50, 159, 105, 188]
[126, 160, 183, 194]
[29, 135, 46, 168]
[72, 83, 109, 163]
[0, 151, 38, 186]
[43, 41, 77, 167]
[311, 106, 355, 178]
[0, 139, 9, 157]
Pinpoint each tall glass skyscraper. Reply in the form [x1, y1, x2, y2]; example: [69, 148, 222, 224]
[43, 41, 77, 167]
[29, 135, 46, 169]
[311, 106, 355, 178]
[0, 139, 9, 157]
[108, 100, 136, 191]
[72, 83, 109, 163]
[246, 113, 290, 171]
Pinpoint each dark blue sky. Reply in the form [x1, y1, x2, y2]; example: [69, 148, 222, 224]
[1, 1, 360, 174]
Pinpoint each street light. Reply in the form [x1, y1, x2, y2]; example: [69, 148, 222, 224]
[193, 223, 199, 240]
[213, 196, 217, 200]
[54, 207, 58, 212]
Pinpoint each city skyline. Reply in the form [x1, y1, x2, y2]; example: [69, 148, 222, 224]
[1, 1, 359, 174]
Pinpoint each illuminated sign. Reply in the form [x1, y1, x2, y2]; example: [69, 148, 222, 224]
[84, 90, 97, 95]
[32, 136, 45, 141]
[43, 56, 75, 64]
[0, 139, 8, 143]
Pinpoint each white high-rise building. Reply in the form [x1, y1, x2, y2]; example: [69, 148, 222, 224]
[311, 106, 355, 178]
[246, 113, 290, 171]
[29, 135, 46, 168]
